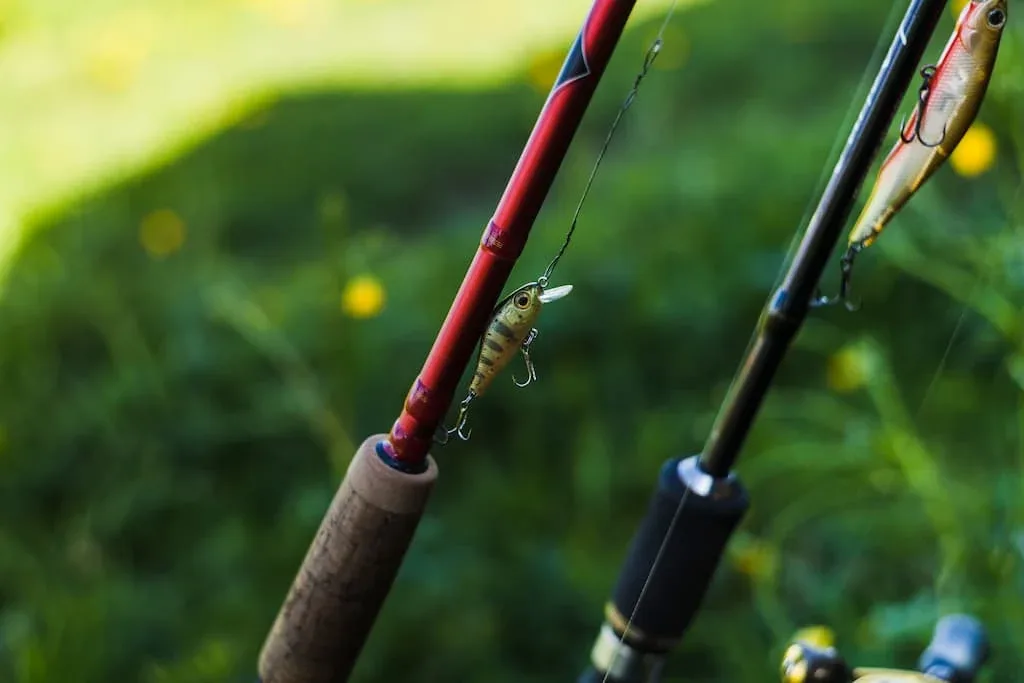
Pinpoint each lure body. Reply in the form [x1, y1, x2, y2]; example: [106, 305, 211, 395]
[468, 283, 572, 397]
[849, 0, 1006, 248]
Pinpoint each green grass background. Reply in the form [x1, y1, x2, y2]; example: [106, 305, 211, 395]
[1, 0, 1023, 681]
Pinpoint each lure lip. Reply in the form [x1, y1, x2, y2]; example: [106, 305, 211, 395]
[538, 284, 573, 303]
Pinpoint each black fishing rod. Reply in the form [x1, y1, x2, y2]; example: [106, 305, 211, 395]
[576, 0, 965, 681]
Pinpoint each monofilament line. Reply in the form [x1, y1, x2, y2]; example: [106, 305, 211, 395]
[591, 7, 685, 680]
[539, 0, 682, 287]
[599, 485, 693, 683]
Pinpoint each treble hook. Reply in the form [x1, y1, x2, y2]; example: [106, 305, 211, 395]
[899, 65, 946, 148]
[513, 328, 539, 388]
[438, 392, 475, 444]
[812, 240, 866, 312]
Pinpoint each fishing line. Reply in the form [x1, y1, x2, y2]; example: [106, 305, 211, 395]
[913, 86, 1024, 421]
[598, 3, 915, 680]
[771, 2, 914, 296]
[539, 0, 681, 287]
[916, 303, 972, 418]
[913, 183, 1023, 421]
[897, 209, 1011, 606]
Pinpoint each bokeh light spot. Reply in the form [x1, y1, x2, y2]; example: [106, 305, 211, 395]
[950, 122, 997, 178]
[341, 274, 386, 319]
[139, 209, 187, 258]
[827, 345, 869, 393]
[730, 537, 778, 580]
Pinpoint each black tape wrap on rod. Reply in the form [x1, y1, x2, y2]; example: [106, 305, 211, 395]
[609, 456, 749, 650]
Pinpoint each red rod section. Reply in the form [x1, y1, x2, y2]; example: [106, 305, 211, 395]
[381, 0, 638, 466]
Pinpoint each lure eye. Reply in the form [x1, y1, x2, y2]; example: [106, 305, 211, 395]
[987, 8, 1006, 28]
[514, 293, 531, 309]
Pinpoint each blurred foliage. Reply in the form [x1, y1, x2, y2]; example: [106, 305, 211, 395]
[0, 0, 679, 274]
[1, 0, 1023, 682]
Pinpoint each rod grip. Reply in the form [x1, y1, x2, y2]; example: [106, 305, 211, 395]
[609, 456, 749, 651]
[917, 614, 990, 683]
[258, 434, 438, 683]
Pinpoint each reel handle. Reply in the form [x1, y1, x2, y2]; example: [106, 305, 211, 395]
[780, 614, 990, 683]
[917, 614, 989, 683]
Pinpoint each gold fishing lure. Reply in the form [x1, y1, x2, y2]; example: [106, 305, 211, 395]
[441, 281, 573, 442]
[817, 0, 1007, 309]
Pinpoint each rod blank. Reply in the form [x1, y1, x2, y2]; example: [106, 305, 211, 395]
[699, 0, 951, 479]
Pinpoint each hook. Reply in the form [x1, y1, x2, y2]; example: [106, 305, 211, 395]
[812, 242, 865, 312]
[513, 328, 539, 388]
[440, 393, 475, 443]
[899, 65, 946, 148]
[900, 115, 947, 148]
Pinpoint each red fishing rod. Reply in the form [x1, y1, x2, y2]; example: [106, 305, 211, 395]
[381, 0, 646, 468]
[259, 2, 640, 681]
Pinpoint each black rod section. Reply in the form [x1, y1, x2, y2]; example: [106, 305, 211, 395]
[699, 0, 949, 478]
[577, 3, 951, 681]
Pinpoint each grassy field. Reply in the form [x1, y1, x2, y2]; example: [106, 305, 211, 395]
[1, 0, 1023, 681]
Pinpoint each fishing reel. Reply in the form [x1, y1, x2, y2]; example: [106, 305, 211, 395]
[780, 615, 989, 683]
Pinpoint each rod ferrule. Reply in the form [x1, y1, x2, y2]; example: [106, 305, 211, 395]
[587, 623, 665, 683]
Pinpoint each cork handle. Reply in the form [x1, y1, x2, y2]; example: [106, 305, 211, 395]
[258, 434, 438, 683]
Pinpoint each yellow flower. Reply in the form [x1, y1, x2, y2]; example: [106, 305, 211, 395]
[341, 275, 385, 319]
[950, 123, 997, 178]
[139, 209, 186, 258]
[730, 537, 778, 580]
[827, 345, 869, 393]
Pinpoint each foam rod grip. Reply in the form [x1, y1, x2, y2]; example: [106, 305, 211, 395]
[259, 434, 438, 683]
[609, 456, 749, 651]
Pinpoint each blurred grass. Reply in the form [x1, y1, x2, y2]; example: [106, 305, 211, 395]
[1, 0, 1023, 682]
[0, 0, 685, 283]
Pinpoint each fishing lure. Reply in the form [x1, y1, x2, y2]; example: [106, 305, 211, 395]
[440, 281, 573, 442]
[438, 27, 671, 444]
[816, 0, 1007, 310]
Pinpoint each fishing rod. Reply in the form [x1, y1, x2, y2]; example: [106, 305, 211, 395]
[576, 0, 956, 681]
[258, 2, 644, 681]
